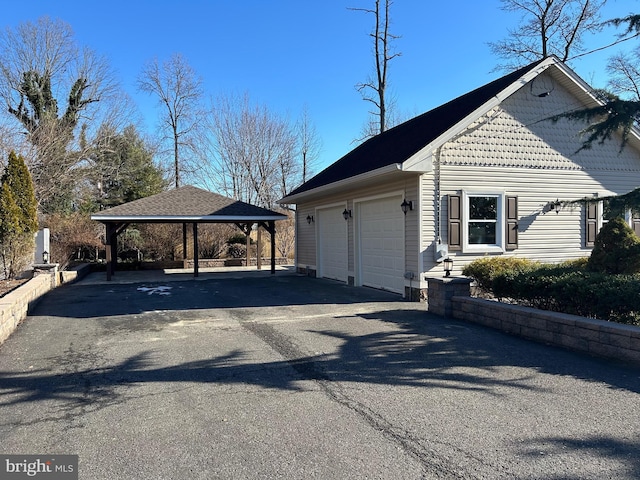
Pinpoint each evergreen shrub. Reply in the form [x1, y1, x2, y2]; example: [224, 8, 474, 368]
[461, 256, 540, 294]
[462, 256, 640, 325]
[587, 217, 640, 274]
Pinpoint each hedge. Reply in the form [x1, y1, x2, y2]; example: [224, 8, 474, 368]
[462, 258, 640, 326]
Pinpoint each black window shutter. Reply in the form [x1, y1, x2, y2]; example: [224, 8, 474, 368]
[448, 194, 462, 251]
[506, 196, 518, 250]
[585, 202, 598, 247]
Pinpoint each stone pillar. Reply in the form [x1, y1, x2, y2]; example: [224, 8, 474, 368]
[33, 263, 59, 288]
[427, 277, 472, 317]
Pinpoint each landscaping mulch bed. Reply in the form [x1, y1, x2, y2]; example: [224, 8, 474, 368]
[0, 279, 29, 298]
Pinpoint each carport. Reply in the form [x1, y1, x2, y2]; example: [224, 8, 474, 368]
[91, 185, 288, 281]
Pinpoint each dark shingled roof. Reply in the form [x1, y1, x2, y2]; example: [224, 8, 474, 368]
[285, 59, 546, 198]
[91, 185, 286, 221]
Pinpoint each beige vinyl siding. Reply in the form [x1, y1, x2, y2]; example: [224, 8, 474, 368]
[435, 166, 640, 273]
[421, 73, 640, 278]
[419, 172, 437, 271]
[296, 177, 420, 293]
[296, 207, 317, 268]
[404, 183, 420, 278]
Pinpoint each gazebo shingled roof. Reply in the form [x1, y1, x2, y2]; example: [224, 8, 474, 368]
[92, 185, 286, 221]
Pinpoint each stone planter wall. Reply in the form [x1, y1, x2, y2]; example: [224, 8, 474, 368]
[183, 258, 290, 268]
[452, 296, 640, 366]
[0, 274, 54, 345]
[0, 263, 91, 347]
[426, 277, 640, 366]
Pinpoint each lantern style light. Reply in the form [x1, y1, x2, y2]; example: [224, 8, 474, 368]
[42, 250, 49, 264]
[400, 199, 413, 215]
[443, 257, 453, 277]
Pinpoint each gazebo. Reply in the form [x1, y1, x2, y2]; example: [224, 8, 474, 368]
[91, 185, 288, 280]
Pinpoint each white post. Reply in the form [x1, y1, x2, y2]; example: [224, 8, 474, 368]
[35, 228, 50, 264]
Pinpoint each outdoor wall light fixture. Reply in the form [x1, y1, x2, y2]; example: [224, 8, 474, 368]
[401, 199, 413, 215]
[306, 214, 314, 224]
[42, 250, 49, 264]
[342, 208, 352, 220]
[443, 257, 453, 277]
[548, 199, 562, 213]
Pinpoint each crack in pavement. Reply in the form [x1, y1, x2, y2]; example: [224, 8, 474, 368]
[241, 319, 478, 479]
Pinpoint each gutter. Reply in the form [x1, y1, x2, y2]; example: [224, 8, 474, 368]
[279, 163, 406, 204]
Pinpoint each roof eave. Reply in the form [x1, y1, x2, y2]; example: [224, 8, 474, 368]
[91, 214, 288, 223]
[279, 163, 415, 204]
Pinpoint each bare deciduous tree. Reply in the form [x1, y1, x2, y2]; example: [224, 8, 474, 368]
[607, 51, 640, 100]
[274, 210, 295, 259]
[350, 0, 401, 137]
[0, 16, 117, 212]
[489, 0, 606, 70]
[138, 53, 203, 188]
[201, 93, 298, 208]
[552, 14, 640, 152]
[297, 104, 321, 184]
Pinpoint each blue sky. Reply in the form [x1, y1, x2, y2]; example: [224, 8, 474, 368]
[2, 0, 637, 172]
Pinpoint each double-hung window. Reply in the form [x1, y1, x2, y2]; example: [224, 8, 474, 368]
[448, 192, 517, 253]
[463, 192, 504, 252]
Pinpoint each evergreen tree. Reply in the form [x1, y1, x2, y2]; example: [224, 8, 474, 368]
[0, 181, 22, 240]
[2, 151, 38, 234]
[83, 125, 167, 211]
[0, 151, 39, 279]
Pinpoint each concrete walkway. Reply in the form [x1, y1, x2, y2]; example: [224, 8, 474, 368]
[78, 264, 296, 285]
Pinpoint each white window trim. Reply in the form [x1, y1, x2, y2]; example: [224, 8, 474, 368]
[462, 191, 505, 253]
[599, 200, 634, 230]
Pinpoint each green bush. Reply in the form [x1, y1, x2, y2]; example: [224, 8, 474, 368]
[463, 256, 640, 325]
[588, 217, 640, 274]
[227, 243, 246, 259]
[462, 256, 540, 294]
[226, 233, 251, 245]
[559, 257, 590, 270]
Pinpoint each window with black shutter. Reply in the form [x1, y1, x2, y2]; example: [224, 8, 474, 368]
[585, 202, 598, 247]
[448, 194, 462, 251]
[506, 196, 518, 250]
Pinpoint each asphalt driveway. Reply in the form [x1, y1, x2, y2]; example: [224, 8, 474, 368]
[0, 270, 639, 479]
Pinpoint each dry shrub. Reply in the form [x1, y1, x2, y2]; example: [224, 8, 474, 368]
[137, 224, 182, 261]
[275, 210, 295, 259]
[41, 212, 103, 269]
[0, 235, 33, 279]
[197, 224, 236, 258]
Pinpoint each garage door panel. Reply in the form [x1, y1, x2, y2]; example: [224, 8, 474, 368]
[358, 197, 404, 294]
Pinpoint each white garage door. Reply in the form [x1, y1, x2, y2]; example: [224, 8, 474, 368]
[358, 196, 404, 293]
[317, 206, 348, 282]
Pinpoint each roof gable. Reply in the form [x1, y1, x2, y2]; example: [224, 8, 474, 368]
[282, 58, 551, 200]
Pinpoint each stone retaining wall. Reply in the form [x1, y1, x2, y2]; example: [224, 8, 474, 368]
[0, 264, 91, 347]
[59, 263, 92, 284]
[183, 258, 290, 268]
[0, 274, 53, 345]
[452, 296, 640, 365]
[426, 277, 640, 366]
